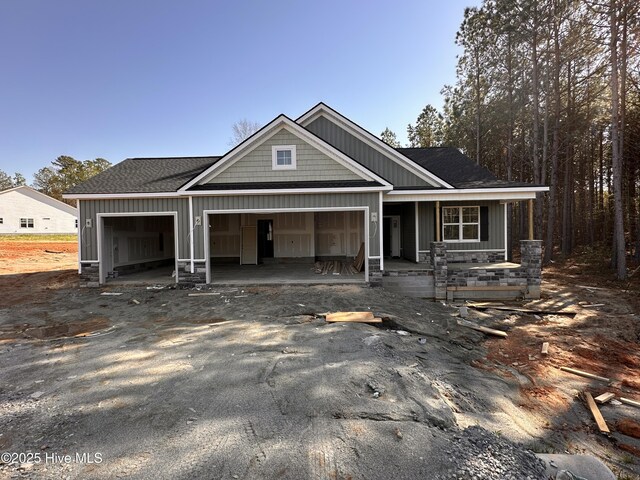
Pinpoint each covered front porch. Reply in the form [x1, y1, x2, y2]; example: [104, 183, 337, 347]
[375, 196, 541, 300]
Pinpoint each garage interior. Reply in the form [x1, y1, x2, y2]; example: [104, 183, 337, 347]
[208, 211, 366, 284]
[101, 215, 176, 284]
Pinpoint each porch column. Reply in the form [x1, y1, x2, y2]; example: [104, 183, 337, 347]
[528, 199, 534, 240]
[435, 201, 441, 242]
[430, 241, 447, 300]
[520, 240, 542, 299]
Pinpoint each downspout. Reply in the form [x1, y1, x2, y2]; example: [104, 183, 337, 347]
[77, 199, 81, 273]
[415, 201, 419, 262]
[189, 195, 195, 274]
[378, 191, 384, 272]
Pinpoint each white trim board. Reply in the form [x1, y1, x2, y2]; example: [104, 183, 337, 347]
[385, 188, 547, 202]
[202, 206, 370, 283]
[180, 115, 391, 191]
[187, 186, 391, 196]
[297, 103, 453, 189]
[64, 192, 182, 200]
[96, 211, 179, 286]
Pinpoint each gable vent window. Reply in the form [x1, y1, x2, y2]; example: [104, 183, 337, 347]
[20, 218, 34, 229]
[272, 145, 296, 170]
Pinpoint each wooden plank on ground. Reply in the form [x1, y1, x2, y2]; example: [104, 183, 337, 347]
[560, 367, 610, 383]
[448, 286, 525, 292]
[326, 311, 376, 323]
[467, 304, 575, 316]
[188, 293, 220, 297]
[594, 392, 615, 404]
[584, 392, 610, 434]
[620, 398, 640, 408]
[541, 342, 549, 355]
[466, 302, 505, 307]
[457, 319, 508, 338]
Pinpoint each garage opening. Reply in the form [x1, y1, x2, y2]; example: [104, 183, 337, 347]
[100, 215, 176, 284]
[207, 210, 366, 284]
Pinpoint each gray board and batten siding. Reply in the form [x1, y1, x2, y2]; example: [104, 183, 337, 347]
[191, 192, 381, 259]
[79, 198, 190, 261]
[305, 116, 433, 188]
[206, 129, 363, 184]
[417, 200, 505, 252]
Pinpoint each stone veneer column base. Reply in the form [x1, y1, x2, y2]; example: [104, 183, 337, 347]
[520, 240, 542, 299]
[177, 261, 207, 286]
[80, 263, 100, 287]
[368, 258, 382, 286]
[430, 242, 447, 300]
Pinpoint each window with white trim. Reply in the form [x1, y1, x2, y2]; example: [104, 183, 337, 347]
[20, 218, 34, 228]
[272, 145, 296, 170]
[442, 206, 480, 242]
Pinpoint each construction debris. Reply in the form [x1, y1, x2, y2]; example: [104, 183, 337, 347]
[457, 319, 508, 338]
[467, 303, 575, 316]
[100, 292, 123, 296]
[615, 419, 640, 439]
[594, 392, 615, 405]
[314, 260, 358, 275]
[559, 367, 610, 383]
[541, 342, 549, 355]
[352, 242, 365, 272]
[131, 299, 140, 305]
[584, 392, 610, 434]
[188, 293, 220, 297]
[619, 397, 640, 409]
[325, 312, 382, 323]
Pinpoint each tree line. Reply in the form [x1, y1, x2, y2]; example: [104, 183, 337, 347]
[0, 156, 112, 205]
[383, 0, 639, 280]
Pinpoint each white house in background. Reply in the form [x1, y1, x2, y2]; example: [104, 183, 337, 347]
[0, 186, 77, 234]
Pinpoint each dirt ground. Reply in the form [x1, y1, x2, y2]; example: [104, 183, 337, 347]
[0, 239, 639, 479]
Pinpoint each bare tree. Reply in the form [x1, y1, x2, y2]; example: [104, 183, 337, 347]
[229, 119, 261, 147]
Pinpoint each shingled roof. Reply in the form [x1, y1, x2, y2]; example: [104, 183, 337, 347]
[397, 147, 539, 189]
[66, 157, 220, 194]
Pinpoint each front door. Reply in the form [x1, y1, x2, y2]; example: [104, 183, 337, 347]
[257, 219, 274, 262]
[383, 216, 401, 258]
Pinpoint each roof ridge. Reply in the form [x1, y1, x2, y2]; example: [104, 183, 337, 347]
[126, 155, 222, 160]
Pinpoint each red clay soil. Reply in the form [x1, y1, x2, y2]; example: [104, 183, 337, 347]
[617, 419, 640, 440]
[0, 240, 77, 275]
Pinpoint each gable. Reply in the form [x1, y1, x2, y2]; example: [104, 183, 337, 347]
[298, 104, 453, 188]
[205, 128, 363, 185]
[1, 186, 77, 215]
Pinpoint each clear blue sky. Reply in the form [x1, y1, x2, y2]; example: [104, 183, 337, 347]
[0, 0, 479, 183]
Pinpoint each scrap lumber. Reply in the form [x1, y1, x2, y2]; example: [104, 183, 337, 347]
[584, 392, 610, 434]
[326, 312, 381, 323]
[467, 304, 575, 316]
[541, 342, 549, 355]
[353, 243, 365, 272]
[457, 319, 508, 338]
[594, 392, 615, 404]
[188, 292, 220, 297]
[560, 367, 610, 383]
[620, 398, 640, 409]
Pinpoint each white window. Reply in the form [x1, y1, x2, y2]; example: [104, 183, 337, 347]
[20, 218, 34, 229]
[442, 206, 480, 242]
[272, 145, 297, 170]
